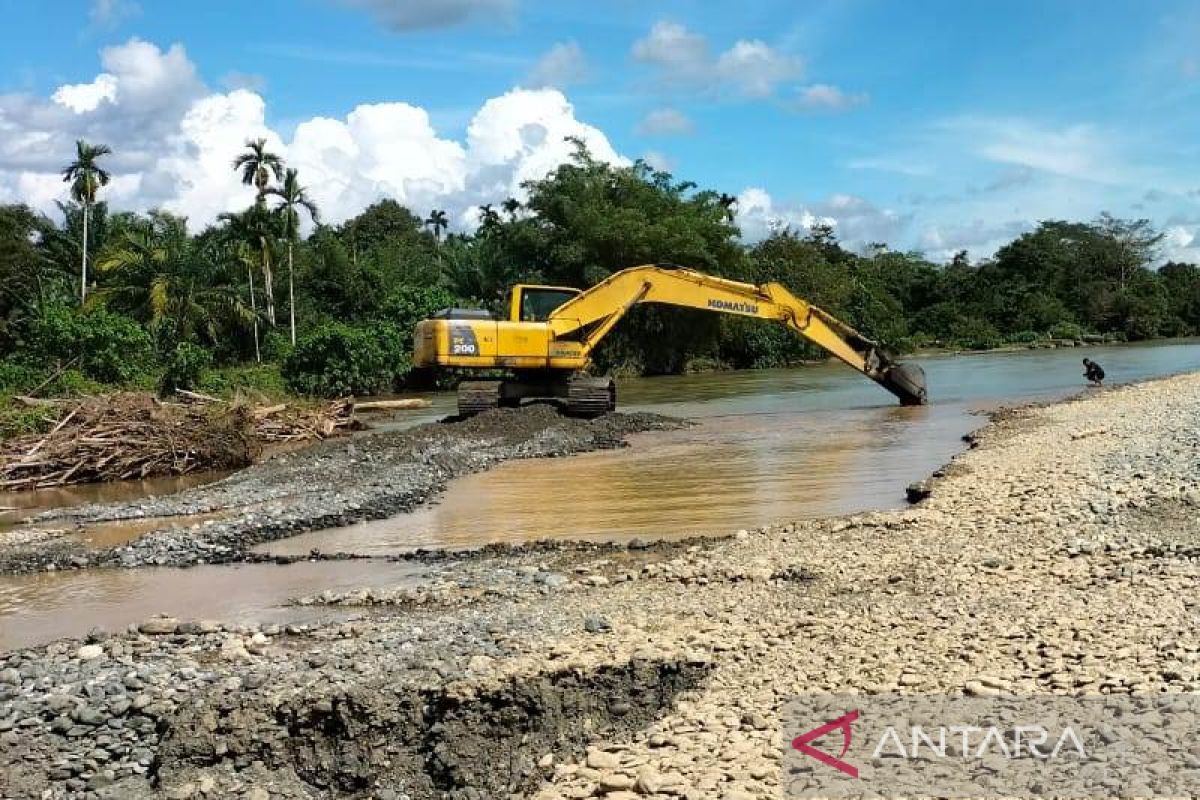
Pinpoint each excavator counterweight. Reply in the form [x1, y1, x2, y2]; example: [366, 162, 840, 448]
[413, 265, 927, 415]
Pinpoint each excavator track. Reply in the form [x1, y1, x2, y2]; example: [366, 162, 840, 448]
[457, 380, 502, 416]
[566, 376, 616, 418]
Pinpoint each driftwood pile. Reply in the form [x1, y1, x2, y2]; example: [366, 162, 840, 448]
[0, 392, 358, 491]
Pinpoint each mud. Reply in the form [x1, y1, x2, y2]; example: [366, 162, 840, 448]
[0, 406, 684, 574]
[153, 659, 708, 799]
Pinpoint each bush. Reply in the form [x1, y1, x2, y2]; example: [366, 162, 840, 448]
[1047, 320, 1086, 340]
[197, 364, 289, 401]
[282, 322, 410, 397]
[0, 359, 42, 394]
[261, 330, 294, 363]
[159, 342, 212, 396]
[1007, 330, 1040, 344]
[22, 307, 153, 385]
[948, 317, 1003, 350]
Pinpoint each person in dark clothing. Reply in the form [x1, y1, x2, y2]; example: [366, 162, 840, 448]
[1082, 358, 1105, 386]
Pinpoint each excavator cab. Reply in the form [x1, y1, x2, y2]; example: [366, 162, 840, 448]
[507, 285, 581, 322]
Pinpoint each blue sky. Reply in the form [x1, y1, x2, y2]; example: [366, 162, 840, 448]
[1, 0, 1198, 260]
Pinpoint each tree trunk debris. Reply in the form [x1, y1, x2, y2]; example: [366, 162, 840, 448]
[0, 393, 358, 491]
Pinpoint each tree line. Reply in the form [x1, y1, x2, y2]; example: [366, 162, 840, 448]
[2, 136, 1199, 405]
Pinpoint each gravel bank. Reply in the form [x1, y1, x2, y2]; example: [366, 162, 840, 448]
[2, 373, 1199, 799]
[0, 407, 684, 574]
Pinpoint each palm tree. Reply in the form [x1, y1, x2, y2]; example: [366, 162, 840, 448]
[95, 214, 255, 348]
[718, 192, 738, 223]
[501, 197, 521, 220]
[233, 242, 261, 362]
[61, 140, 112, 304]
[232, 138, 284, 202]
[424, 209, 449, 243]
[266, 168, 319, 344]
[477, 203, 500, 232]
[219, 205, 280, 326]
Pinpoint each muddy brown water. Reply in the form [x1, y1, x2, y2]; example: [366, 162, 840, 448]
[5, 339, 1200, 650]
[0, 560, 423, 651]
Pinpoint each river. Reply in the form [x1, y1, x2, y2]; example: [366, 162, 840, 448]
[3, 339, 1200, 650]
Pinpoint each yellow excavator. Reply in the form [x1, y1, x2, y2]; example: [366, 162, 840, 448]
[413, 264, 927, 416]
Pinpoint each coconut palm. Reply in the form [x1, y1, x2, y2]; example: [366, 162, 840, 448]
[424, 209, 449, 243]
[266, 168, 319, 344]
[232, 138, 284, 201]
[61, 140, 112, 303]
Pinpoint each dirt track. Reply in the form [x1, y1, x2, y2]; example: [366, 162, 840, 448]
[2, 375, 1199, 798]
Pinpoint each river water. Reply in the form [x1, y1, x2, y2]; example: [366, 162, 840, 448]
[4, 340, 1200, 650]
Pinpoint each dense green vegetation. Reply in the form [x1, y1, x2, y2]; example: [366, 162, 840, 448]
[2, 136, 1198, 412]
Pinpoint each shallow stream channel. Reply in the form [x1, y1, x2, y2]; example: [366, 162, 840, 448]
[4, 339, 1200, 650]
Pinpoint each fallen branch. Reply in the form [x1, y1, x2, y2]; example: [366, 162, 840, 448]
[353, 398, 432, 411]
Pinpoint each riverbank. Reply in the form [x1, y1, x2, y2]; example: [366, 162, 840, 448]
[2, 371, 1198, 798]
[0, 407, 684, 574]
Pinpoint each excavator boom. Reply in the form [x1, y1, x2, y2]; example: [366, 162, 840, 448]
[413, 264, 927, 415]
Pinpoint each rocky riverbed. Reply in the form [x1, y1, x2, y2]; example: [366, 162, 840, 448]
[0, 406, 684, 574]
[3, 374, 1200, 799]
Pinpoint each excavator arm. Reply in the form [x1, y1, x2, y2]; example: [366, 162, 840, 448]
[546, 265, 927, 405]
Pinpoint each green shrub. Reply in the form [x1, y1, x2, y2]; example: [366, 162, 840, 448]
[282, 322, 410, 397]
[23, 307, 153, 385]
[0, 404, 53, 439]
[1047, 320, 1086, 340]
[197, 364, 289, 400]
[159, 342, 212, 396]
[0, 360, 43, 394]
[50, 369, 105, 397]
[948, 317, 1003, 350]
[261, 330, 294, 363]
[379, 285, 464, 333]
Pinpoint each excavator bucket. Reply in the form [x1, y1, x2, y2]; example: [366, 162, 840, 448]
[879, 362, 928, 406]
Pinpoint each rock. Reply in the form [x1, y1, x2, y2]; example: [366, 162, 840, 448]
[243, 789, 269, 800]
[906, 480, 933, 503]
[584, 616, 611, 633]
[583, 575, 610, 587]
[138, 617, 180, 635]
[0, 668, 20, 685]
[598, 773, 635, 792]
[77, 644, 104, 660]
[635, 766, 670, 794]
[964, 680, 1003, 697]
[586, 750, 620, 770]
[219, 637, 251, 661]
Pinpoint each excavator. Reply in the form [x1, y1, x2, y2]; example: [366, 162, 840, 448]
[413, 264, 927, 416]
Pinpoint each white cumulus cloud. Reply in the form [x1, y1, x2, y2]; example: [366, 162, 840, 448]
[636, 108, 694, 137]
[632, 21, 801, 98]
[0, 38, 625, 233]
[793, 83, 868, 112]
[735, 187, 906, 248]
[526, 41, 588, 89]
